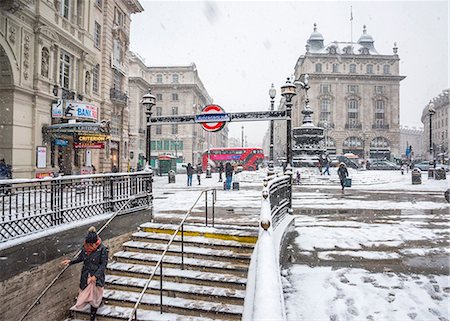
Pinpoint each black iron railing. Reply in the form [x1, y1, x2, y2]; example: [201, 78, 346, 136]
[110, 86, 128, 103]
[345, 123, 362, 129]
[0, 172, 152, 242]
[372, 123, 389, 129]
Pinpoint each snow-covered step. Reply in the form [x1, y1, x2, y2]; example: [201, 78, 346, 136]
[107, 262, 247, 289]
[105, 274, 245, 305]
[139, 222, 258, 244]
[113, 250, 249, 276]
[102, 289, 243, 320]
[132, 231, 255, 253]
[122, 240, 252, 263]
[71, 304, 219, 321]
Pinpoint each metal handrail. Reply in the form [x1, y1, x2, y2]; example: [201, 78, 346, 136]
[128, 188, 216, 321]
[18, 193, 147, 321]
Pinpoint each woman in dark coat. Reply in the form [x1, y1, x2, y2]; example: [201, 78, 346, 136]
[337, 162, 349, 194]
[62, 226, 109, 321]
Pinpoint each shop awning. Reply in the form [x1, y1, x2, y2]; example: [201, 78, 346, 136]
[43, 122, 110, 137]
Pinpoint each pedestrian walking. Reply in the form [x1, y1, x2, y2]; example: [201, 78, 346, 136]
[61, 226, 109, 321]
[218, 162, 224, 182]
[186, 163, 193, 186]
[322, 154, 331, 175]
[337, 162, 349, 194]
[296, 170, 301, 185]
[318, 156, 323, 175]
[196, 163, 202, 185]
[225, 162, 233, 190]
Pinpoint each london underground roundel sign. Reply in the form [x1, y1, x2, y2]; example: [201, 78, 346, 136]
[196, 105, 229, 132]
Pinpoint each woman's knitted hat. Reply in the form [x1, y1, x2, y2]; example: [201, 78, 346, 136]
[85, 226, 98, 244]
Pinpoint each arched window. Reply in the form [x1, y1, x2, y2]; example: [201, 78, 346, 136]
[41, 47, 49, 78]
[92, 64, 99, 93]
[370, 137, 390, 148]
[349, 64, 357, 73]
[315, 63, 322, 73]
[347, 99, 359, 128]
[343, 137, 363, 147]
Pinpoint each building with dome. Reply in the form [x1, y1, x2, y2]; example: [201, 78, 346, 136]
[288, 24, 406, 160]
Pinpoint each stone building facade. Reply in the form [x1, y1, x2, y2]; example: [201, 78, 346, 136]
[420, 89, 449, 163]
[283, 24, 406, 161]
[0, 0, 142, 178]
[399, 126, 425, 160]
[128, 54, 228, 169]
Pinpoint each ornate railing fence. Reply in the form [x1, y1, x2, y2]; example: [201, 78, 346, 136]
[0, 172, 152, 241]
[242, 173, 293, 321]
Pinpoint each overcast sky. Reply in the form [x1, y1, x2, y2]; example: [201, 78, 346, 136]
[130, 0, 449, 146]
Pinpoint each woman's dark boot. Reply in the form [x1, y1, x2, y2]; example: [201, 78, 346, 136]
[90, 306, 98, 321]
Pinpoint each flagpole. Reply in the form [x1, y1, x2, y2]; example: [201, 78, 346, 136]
[350, 6, 353, 46]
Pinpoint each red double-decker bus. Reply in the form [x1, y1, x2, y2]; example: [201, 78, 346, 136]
[201, 147, 264, 172]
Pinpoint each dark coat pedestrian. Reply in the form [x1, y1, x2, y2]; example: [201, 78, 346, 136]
[196, 163, 202, 185]
[225, 162, 233, 190]
[186, 163, 194, 186]
[218, 162, 224, 182]
[337, 162, 349, 193]
[62, 226, 109, 321]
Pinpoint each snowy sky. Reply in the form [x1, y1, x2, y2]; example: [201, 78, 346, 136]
[130, 1, 449, 146]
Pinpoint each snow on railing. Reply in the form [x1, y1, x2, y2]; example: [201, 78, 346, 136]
[242, 174, 294, 321]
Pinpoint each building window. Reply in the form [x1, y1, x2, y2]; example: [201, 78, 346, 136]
[375, 85, 384, 94]
[332, 63, 339, 73]
[156, 126, 162, 135]
[171, 124, 178, 135]
[375, 100, 385, 126]
[94, 22, 101, 48]
[320, 99, 331, 122]
[347, 85, 359, 94]
[111, 115, 120, 136]
[114, 7, 124, 26]
[383, 65, 390, 74]
[315, 63, 322, 73]
[61, 0, 70, 18]
[172, 74, 179, 83]
[92, 64, 99, 93]
[347, 99, 359, 127]
[156, 74, 163, 83]
[156, 93, 162, 101]
[172, 93, 178, 101]
[349, 64, 357, 73]
[156, 107, 162, 116]
[113, 70, 123, 90]
[343, 137, 363, 148]
[320, 84, 331, 93]
[172, 106, 178, 115]
[366, 64, 373, 74]
[41, 47, 49, 78]
[85, 71, 90, 94]
[59, 51, 71, 89]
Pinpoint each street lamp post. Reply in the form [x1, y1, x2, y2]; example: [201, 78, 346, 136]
[268, 83, 276, 175]
[428, 102, 436, 170]
[280, 77, 297, 173]
[241, 126, 244, 147]
[323, 120, 328, 153]
[142, 89, 156, 169]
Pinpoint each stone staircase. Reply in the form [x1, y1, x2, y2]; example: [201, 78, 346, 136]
[70, 222, 257, 321]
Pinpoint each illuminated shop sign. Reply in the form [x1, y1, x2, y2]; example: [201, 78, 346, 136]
[74, 142, 105, 149]
[52, 100, 98, 121]
[76, 135, 110, 142]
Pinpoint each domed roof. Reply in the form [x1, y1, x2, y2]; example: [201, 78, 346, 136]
[309, 23, 324, 41]
[357, 25, 374, 44]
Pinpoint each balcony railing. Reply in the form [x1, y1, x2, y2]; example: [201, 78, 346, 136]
[110, 87, 128, 104]
[345, 123, 362, 129]
[372, 124, 390, 130]
[318, 122, 335, 129]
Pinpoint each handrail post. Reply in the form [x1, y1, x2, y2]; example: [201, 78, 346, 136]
[211, 190, 215, 227]
[205, 191, 208, 226]
[160, 261, 163, 314]
[181, 224, 184, 270]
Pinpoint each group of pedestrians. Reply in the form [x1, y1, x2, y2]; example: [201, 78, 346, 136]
[185, 161, 235, 190]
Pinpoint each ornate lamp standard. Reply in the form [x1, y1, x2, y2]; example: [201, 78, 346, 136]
[142, 89, 156, 169]
[268, 83, 276, 175]
[280, 78, 296, 174]
[428, 102, 436, 170]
